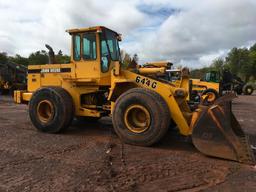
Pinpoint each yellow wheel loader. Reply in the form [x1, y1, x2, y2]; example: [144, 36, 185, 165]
[165, 69, 220, 103]
[14, 26, 256, 164]
[192, 70, 255, 102]
[192, 78, 220, 103]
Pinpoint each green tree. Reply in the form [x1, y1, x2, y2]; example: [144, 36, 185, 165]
[0, 52, 8, 64]
[226, 47, 250, 81]
[190, 67, 210, 79]
[249, 50, 256, 79]
[28, 50, 49, 65]
[120, 50, 131, 68]
[249, 43, 256, 80]
[9, 54, 29, 66]
[55, 50, 70, 64]
[211, 58, 225, 72]
[250, 43, 256, 52]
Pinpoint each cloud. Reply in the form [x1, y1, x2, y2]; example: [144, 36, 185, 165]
[0, 0, 256, 68]
[130, 0, 256, 67]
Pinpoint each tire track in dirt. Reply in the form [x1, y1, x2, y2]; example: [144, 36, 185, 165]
[45, 144, 233, 192]
[0, 128, 234, 192]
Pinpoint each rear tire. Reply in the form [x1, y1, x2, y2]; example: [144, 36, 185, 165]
[202, 88, 219, 103]
[112, 88, 170, 146]
[243, 85, 254, 95]
[29, 87, 74, 133]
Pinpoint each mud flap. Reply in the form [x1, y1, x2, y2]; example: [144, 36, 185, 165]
[191, 93, 256, 164]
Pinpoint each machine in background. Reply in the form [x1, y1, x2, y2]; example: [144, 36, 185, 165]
[0, 62, 27, 95]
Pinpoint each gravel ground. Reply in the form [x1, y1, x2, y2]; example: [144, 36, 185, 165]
[0, 93, 256, 192]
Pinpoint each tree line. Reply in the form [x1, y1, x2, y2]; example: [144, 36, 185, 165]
[191, 43, 256, 82]
[0, 49, 136, 68]
[1, 43, 256, 83]
[0, 50, 70, 66]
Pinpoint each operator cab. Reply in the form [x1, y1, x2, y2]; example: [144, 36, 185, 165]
[203, 71, 220, 83]
[66, 26, 121, 85]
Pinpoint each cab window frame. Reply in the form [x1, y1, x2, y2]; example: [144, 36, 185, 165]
[73, 34, 81, 61]
[100, 33, 110, 73]
[82, 32, 97, 61]
[99, 29, 121, 73]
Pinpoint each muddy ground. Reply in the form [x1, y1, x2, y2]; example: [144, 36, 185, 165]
[0, 94, 256, 192]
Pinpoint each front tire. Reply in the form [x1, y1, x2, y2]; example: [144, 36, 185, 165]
[202, 88, 219, 103]
[29, 87, 74, 133]
[112, 88, 170, 146]
[243, 84, 254, 95]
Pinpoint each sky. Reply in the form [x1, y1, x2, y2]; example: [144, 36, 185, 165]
[0, 0, 256, 68]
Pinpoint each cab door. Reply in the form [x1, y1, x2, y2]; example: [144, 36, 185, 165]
[72, 33, 101, 80]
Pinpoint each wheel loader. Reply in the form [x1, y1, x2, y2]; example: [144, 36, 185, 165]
[167, 69, 254, 103]
[14, 26, 256, 164]
[192, 70, 254, 102]
[0, 62, 27, 94]
[165, 68, 219, 103]
[191, 78, 220, 103]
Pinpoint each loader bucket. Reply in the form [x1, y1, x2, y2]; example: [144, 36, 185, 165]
[191, 93, 256, 164]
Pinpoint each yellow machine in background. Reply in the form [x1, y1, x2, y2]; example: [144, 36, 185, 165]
[192, 78, 220, 103]
[193, 70, 254, 99]
[14, 26, 256, 164]
[165, 69, 220, 103]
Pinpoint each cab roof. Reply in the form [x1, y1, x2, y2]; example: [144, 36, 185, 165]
[66, 26, 120, 35]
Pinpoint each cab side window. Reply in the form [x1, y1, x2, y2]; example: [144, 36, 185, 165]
[101, 41, 109, 72]
[73, 35, 81, 61]
[205, 73, 211, 82]
[83, 33, 97, 60]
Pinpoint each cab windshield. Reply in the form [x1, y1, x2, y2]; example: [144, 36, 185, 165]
[204, 72, 220, 83]
[101, 29, 120, 61]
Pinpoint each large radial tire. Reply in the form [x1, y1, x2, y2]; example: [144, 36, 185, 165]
[243, 84, 254, 95]
[112, 88, 171, 146]
[202, 88, 219, 103]
[29, 87, 74, 133]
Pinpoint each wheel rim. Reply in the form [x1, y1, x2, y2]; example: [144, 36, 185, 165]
[37, 100, 54, 123]
[247, 88, 252, 94]
[206, 92, 216, 102]
[124, 105, 151, 133]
